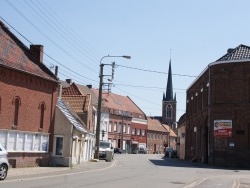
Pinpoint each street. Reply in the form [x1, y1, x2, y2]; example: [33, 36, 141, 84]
[1, 154, 250, 188]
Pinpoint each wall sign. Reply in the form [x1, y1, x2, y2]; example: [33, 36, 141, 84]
[214, 120, 232, 137]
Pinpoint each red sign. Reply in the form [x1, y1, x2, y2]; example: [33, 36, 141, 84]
[214, 120, 232, 137]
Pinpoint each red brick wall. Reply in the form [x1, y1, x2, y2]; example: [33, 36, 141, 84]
[0, 66, 58, 167]
[186, 61, 250, 167]
[8, 152, 50, 168]
[131, 122, 147, 144]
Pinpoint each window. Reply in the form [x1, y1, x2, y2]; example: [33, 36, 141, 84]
[0, 130, 49, 152]
[39, 102, 45, 129]
[123, 124, 126, 133]
[55, 136, 63, 156]
[13, 96, 21, 126]
[109, 122, 112, 132]
[132, 128, 135, 135]
[137, 129, 140, 136]
[118, 123, 122, 133]
[127, 125, 130, 134]
[166, 104, 172, 118]
[141, 129, 145, 136]
[114, 123, 117, 132]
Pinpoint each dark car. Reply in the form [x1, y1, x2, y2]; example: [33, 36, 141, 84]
[164, 147, 177, 158]
[114, 148, 122, 154]
[138, 147, 147, 154]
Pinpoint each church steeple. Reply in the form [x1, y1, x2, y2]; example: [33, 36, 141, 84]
[164, 59, 173, 101]
[162, 59, 177, 127]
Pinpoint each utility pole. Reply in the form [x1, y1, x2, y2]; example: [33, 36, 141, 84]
[94, 63, 104, 159]
[121, 114, 124, 151]
[94, 55, 131, 160]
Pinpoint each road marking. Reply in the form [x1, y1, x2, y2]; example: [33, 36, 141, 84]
[232, 178, 240, 188]
[182, 178, 208, 188]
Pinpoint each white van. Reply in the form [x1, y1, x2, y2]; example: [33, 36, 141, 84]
[99, 141, 114, 159]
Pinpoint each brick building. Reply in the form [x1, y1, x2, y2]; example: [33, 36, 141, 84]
[92, 90, 147, 153]
[0, 20, 58, 167]
[147, 118, 168, 154]
[186, 44, 250, 167]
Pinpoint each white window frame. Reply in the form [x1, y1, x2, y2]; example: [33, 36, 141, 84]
[141, 129, 145, 136]
[132, 128, 135, 135]
[0, 130, 49, 153]
[127, 125, 130, 134]
[109, 122, 112, 132]
[137, 129, 140, 136]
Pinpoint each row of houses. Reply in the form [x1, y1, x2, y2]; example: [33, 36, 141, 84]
[0, 19, 177, 168]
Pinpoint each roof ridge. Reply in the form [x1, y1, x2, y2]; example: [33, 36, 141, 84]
[216, 44, 250, 62]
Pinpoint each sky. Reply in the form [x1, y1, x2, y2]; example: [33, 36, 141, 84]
[1, 1, 250, 122]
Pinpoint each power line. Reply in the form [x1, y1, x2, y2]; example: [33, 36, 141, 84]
[23, 0, 100, 66]
[4, 0, 98, 73]
[36, 0, 102, 61]
[117, 64, 197, 77]
[0, 17, 99, 83]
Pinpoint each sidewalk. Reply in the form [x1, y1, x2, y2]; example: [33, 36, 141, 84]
[7, 159, 117, 180]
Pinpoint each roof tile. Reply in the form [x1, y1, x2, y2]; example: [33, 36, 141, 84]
[216, 44, 250, 62]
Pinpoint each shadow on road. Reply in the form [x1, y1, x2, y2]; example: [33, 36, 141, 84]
[149, 156, 248, 171]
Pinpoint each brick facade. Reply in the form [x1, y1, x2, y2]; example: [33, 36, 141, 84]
[0, 20, 58, 167]
[186, 46, 250, 167]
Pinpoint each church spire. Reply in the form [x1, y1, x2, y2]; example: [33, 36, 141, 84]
[165, 59, 173, 101]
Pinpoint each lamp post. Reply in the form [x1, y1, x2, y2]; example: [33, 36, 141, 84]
[94, 55, 131, 159]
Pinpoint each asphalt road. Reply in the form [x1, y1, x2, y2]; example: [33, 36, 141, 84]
[1, 154, 250, 188]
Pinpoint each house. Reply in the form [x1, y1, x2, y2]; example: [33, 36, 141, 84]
[52, 98, 95, 167]
[0, 20, 58, 167]
[92, 90, 147, 153]
[60, 80, 98, 133]
[56, 81, 96, 163]
[162, 124, 177, 150]
[186, 44, 250, 167]
[147, 118, 168, 154]
[176, 113, 186, 159]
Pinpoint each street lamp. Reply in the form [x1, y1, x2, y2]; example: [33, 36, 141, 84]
[94, 55, 131, 159]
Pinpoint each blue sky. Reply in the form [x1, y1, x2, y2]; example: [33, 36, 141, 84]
[1, 1, 250, 122]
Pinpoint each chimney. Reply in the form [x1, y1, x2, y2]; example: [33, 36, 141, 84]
[66, 79, 72, 84]
[55, 66, 58, 77]
[30, 45, 44, 63]
[87, 84, 92, 89]
[227, 48, 234, 53]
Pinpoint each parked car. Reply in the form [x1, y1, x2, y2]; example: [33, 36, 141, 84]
[164, 147, 177, 158]
[0, 145, 9, 180]
[114, 148, 122, 154]
[138, 147, 147, 154]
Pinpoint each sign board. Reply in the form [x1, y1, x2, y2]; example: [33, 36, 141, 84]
[214, 120, 232, 137]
